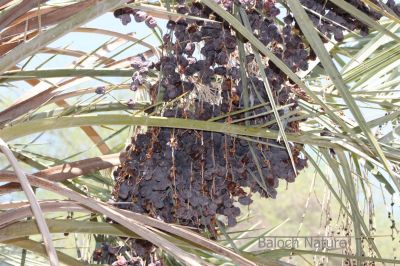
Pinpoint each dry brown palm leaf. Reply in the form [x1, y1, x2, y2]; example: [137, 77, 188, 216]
[1, 0, 97, 40]
[0, 153, 121, 194]
[0, 0, 48, 32]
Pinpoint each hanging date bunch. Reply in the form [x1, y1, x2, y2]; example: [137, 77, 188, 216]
[298, 0, 399, 42]
[113, 0, 309, 232]
[106, 0, 398, 263]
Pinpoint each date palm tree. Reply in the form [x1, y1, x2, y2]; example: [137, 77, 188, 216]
[0, 0, 399, 265]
